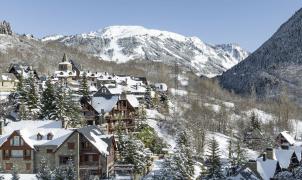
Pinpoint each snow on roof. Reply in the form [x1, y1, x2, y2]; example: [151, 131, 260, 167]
[280, 131, 295, 145]
[274, 149, 295, 169]
[89, 85, 98, 92]
[257, 158, 278, 180]
[291, 146, 302, 161]
[54, 70, 76, 77]
[3, 120, 62, 134]
[0, 73, 17, 81]
[0, 120, 71, 149]
[77, 126, 109, 155]
[126, 94, 139, 108]
[91, 95, 119, 113]
[154, 83, 168, 91]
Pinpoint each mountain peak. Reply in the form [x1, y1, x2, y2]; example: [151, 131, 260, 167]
[42, 25, 249, 77]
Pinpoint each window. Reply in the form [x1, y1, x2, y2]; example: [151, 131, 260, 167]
[26, 163, 31, 170]
[24, 150, 31, 157]
[59, 156, 73, 165]
[5, 163, 13, 170]
[10, 136, 22, 146]
[93, 154, 98, 161]
[37, 133, 43, 140]
[47, 133, 53, 140]
[3, 150, 9, 158]
[46, 149, 52, 153]
[11, 150, 23, 158]
[68, 142, 75, 150]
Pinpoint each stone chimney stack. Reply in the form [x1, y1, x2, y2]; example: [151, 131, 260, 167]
[247, 160, 257, 174]
[266, 148, 274, 159]
[262, 152, 267, 161]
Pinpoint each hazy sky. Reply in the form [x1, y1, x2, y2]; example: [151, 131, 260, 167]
[0, 0, 301, 51]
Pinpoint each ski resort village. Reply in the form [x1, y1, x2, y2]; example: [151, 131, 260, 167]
[2, 2, 302, 180]
[0, 54, 301, 180]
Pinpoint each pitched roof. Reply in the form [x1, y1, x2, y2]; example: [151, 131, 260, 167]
[280, 131, 295, 145]
[77, 126, 109, 155]
[126, 94, 139, 108]
[274, 149, 295, 169]
[91, 95, 119, 113]
[256, 158, 279, 180]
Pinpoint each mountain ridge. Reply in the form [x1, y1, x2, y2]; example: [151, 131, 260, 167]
[42, 25, 249, 77]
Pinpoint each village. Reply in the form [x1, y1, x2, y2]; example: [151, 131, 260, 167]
[0, 54, 302, 180]
[0, 54, 169, 180]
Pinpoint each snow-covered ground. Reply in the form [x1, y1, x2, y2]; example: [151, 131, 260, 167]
[169, 88, 188, 96]
[0, 174, 37, 180]
[206, 132, 259, 161]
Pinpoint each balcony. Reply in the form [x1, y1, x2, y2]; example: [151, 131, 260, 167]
[79, 161, 100, 169]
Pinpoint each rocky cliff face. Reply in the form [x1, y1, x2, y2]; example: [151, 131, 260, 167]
[43, 26, 249, 77]
[219, 8, 302, 103]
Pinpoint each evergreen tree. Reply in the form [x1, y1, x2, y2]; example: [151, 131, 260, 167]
[80, 72, 89, 97]
[53, 167, 65, 180]
[145, 85, 153, 108]
[54, 84, 82, 128]
[234, 138, 247, 167]
[36, 158, 52, 180]
[65, 158, 76, 180]
[40, 79, 56, 119]
[206, 137, 223, 179]
[176, 131, 194, 177]
[26, 72, 39, 110]
[250, 111, 260, 130]
[11, 166, 20, 180]
[16, 74, 27, 101]
[18, 99, 28, 120]
[137, 105, 147, 129]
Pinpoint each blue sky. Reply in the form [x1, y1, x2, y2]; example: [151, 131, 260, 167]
[0, 0, 301, 51]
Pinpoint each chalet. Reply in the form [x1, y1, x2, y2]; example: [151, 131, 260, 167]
[81, 86, 139, 133]
[8, 64, 39, 80]
[0, 73, 18, 92]
[0, 120, 115, 180]
[275, 131, 296, 148]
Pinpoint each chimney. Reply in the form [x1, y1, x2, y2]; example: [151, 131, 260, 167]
[247, 160, 257, 174]
[266, 148, 274, 159]
[262, 152, 267, 161]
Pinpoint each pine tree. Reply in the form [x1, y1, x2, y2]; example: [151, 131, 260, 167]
[53, 167, 65, 180]
[26, 72, 39, 110]
[137, 105, 147, 130]
[234, 138, 247, 167]
[11, 166, 20, 180]
[54, 84, 82, 128]
[40, 79, 56, 119]
[145, 85, 153, 108]
[16, 74, 26, 101]
[18, 99, 28, 120]
[36, 158, 52, 180]
[175, 131, 194, 178]
[250, 112, 260, 130]
[206, 137, 223, 179]
[80, 72, 89, 97]
[65, 158, 76, 180]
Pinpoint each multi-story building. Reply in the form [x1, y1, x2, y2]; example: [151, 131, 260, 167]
[0, 120, 115, 180]
[81, 86, 139, 133]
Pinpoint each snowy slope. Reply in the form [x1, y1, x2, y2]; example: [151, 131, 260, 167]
[43, 26, 249, 77]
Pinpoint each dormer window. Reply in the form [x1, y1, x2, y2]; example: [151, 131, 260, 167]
[37, 133, 43, 140]
[60, 72, 64, 75]
[47, 133, 53, 140]
[69, 72, 72, 75]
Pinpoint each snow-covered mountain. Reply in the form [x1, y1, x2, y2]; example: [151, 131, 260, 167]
[43, 26, 249, 77]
